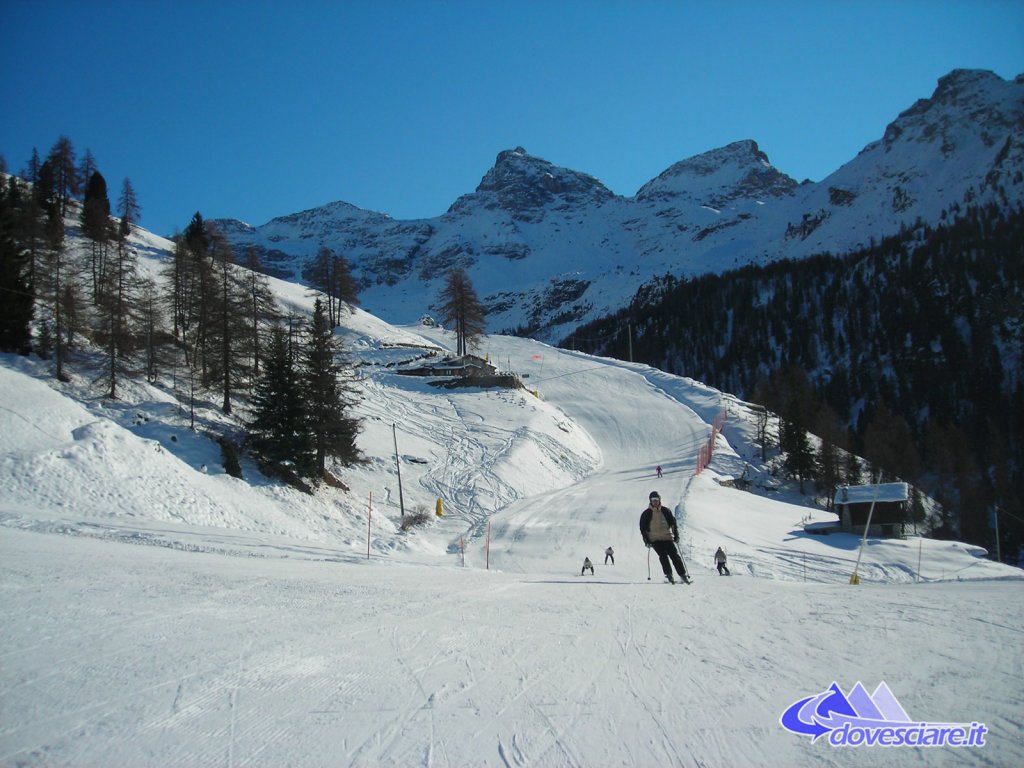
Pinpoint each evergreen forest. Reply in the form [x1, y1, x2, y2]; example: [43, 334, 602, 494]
[0, 138, 362, 488]
[564, 204, 1024, 560]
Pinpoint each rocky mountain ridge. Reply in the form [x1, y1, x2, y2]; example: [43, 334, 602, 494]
[214, 69, 1024, 341]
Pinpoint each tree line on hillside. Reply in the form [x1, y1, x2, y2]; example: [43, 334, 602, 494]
[565, 203, 1024, 561]
[0, 139, 355, 487]
[1, 137, 491, 491]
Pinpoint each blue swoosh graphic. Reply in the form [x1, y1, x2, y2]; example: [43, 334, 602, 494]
[780, 683, 858, 741]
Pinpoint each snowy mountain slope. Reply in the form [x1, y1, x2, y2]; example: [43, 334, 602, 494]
[775, 69, 1024, 256]
[2, 229, 1022, 766]
[214, 69, 1024, 342]
[635, 138, 799, 207]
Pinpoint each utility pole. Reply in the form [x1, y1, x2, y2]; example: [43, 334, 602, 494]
[392, 423, 405, 518]
[850, 477, 882, 585]
[993, 505, 1001, 563]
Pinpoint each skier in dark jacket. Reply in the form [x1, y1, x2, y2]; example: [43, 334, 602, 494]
[639, 491, 691, 584]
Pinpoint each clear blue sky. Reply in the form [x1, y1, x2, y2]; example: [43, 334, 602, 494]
[3, 0, 1022, 237]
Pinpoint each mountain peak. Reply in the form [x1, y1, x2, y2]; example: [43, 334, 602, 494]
[217, 67, 1024, 340]
[494, 146, 530, 164]
[635, 139, 797, 207]
[452, 147, 613, 220]
[878, 68, 1023, 151]
[933, 68, 1004, 98]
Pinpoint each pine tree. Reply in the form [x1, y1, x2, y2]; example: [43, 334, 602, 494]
[302, 299, 362, 476]
[163, 238, 190, 341]
[117, 178, 140, 239]
[209, 231, 250, 414]
[164, 214, 216, 425]
[438, 268, 486, 356]
[38, 202, 74, 381]
[81, 170, 112, 303]
[81, 170, 110, 240]
[77, 149, 98, 193]
[780, 416, 815, 494]
[46, 136, 78, 219]
[0, 177, 34, 353]
[332, 252, 359, 315]
[862, 403, 920, 483]
[241, 246, 279, 379]
[137, 277, 163, 383]
[909, 487, 926, 534]
[749, 377, 772, 462]
[306, 246, 359, 327]
[814, 403, 850, 508]
[248, 322, 315, 477]
[173, 213, 217, 386]
[97, 221, 139, 399]
[771, 367, 818, 493]
[815, 439, 843, 509]
[35, 159, 57, 217]
[18, 150, 45, 291]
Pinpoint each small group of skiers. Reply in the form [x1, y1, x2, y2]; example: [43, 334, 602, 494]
[578, 491, 731, 583]
[581, 546, 614, 575]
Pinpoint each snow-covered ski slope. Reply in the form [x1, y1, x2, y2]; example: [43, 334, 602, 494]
[1, 230, 1021, 766]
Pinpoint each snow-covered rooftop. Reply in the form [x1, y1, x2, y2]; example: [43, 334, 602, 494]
[836, 482, 910, 505]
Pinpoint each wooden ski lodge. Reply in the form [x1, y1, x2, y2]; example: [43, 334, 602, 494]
[834, 482, 910, 537]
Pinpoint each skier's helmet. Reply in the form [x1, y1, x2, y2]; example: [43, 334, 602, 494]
[649, 491, 660, 501]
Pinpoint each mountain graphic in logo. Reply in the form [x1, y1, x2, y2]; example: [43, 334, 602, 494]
[781, 682, 912, 740]
[779, 681, 987, 749]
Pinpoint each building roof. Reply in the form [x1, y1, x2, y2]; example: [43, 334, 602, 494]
[399, 354, 497, 377]
[834, 482, 909, 505]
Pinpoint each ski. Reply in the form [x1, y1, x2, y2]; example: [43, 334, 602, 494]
[661, 575, 692, 585]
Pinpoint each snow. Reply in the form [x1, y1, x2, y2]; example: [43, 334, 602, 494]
[1, 238, 1022, 766]
[836, 482, 909, 505]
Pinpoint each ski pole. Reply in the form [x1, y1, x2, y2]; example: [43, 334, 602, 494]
[675, 541, 691, 582]
[647, 545, 651, 580]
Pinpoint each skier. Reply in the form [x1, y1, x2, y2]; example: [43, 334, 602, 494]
[714, 546, 731, 576]
[656, 465, 663, 478]
[581, 556, 594, 576]
[639, 491, 691, 584]
[605, 546, 614, 565]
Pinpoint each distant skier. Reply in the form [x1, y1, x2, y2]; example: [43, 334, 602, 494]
[656, 465, 663, 478]
[581, 557, 594, 576]
[714, 546, 731, 576]
[639, 491, 691, 584]
[605, 546, 614, 565]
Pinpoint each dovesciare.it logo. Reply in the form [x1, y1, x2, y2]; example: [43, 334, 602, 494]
[780, 682, 987, 749]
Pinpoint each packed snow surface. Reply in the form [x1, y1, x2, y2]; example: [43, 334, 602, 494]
[1, 238, 1021, 766]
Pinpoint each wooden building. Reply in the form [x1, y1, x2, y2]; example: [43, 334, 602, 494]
[399, 354, 497, 378]
[835, 482, 910, 537]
